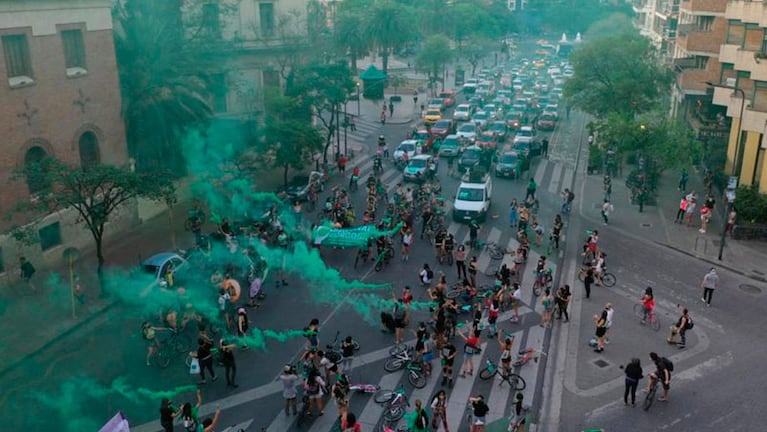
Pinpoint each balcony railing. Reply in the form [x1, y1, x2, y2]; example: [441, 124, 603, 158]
[673, 56, 699, 71]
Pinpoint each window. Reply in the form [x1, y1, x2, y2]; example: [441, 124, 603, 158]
[202, 3, 221, 39]
[2, 34, 33, 81]
[61, 29, 86, 70]
[24, 146, 51, 196]
[79, 131, 100, 167]
[726, 20, 745, 45]
[39, 222, 62, 251]
[262, 69, 279, 88]
[744, 24, 763, 51]
[753, 81, 767, 112]
[259, 2, 275, 37]
[720, 63, 735, 86]
[210, 73, 228, 113]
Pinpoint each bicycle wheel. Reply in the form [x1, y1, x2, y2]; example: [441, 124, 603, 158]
[446, 287, 463, 299]
[374, 389, 395, 404]
[173, 334, 191, 353]
[375, 259, 384, 272]
[650, 316, 661, 331]
[353, 340, 361, 351]
[155, 347, 171, 369]
[408, 370, 426, 388]
[577, 270, 585, 282]
[326, 351, 342, 363]
[633, 303, 644, 319]
[602, 273, 616, 287]
[479, 366, 497, 380]
[389, 343, 407, 356]
[508, 373, 527, 391]
[643, 384, 657, 411]
[383, 404, 405, 422]
[384, 358, 406, 372]
[484, 264, 500, 277]
[489, 247, 504, 260]
[533, 283, 542, 296]
[184, 218, 194, 231]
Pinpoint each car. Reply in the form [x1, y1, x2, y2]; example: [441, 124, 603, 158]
[505, 112, 523, 130]
[481, 104, 499, 119]
[282, 171, 325, 202]
[430, 119, 455, 138]
[453, 168, 493, 223]
[456, 122, 478, 142]
[471, 111, 489, 128]
[488, 121, 508, 142]
[495, 151, 525, 179]
[463, 78, 478, 94]
[411, 129, 436, 152]
[543, 104, 559, 118]
[142, 252, 188, 288]
[403, 154, 436, 182]
[514, 126, 536, 146]
[428, 98, 446, 111]
[423, 108, 442, 124]
[438, 90, 457, 107]
[536, 113, 557, 131]
[457, 145, 483, 171]
[468, 96, 483, 110]
[453, 103, 473, 121]
[438, 134, 462, 158]
[476, 132, 498, 150]
[393, 140, 420, 162]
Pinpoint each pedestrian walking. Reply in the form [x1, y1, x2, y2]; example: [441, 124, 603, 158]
[338, 153, 347, 174]
[667, 306, 692, 348]
[700, 268, 718, 307]
[236, 307, 249, 349]
[455, 244, 467, 280]
[340, 336, 355, 373]
[349, 117, 356, 131]
[19, 257, 36, 292]
[305, 368, 326, 416]
[674, 195, 688, 223]
[194, 337, 218, 385]
[457, 327, 481, 377]
[601, 199, 614, 225]
[525, 178, 537, 201]
[699, 206, 711, 233]
[509, 198, 519, 227]
[408, 399, 430, 432]
[623, 358, 643, 406]
[583, 265, 594, 299]
[684, 194, 697, 227]
[402, 227, 413, 262]
[440, 340, 457, 387]
[380, 109, 386, 124]
[280, 365, 299, 416]
[555, 284, 571, 321]
[593, 308, 608, 353]
[468, 256, 478, 287]
[389, 101, 395, 117]
[413, 90, 419, 105]
[541, 138, 549, 157]
[725, 207, 737, 235]
[678, 168, 689, 191]
[332, 373, 350, 418]
[159, 398, 179, 432]
[540, 289, 554, 328]
[430, 390, 449, 432]
[219, 339, 238, 388]
[468, 219, 480, 249]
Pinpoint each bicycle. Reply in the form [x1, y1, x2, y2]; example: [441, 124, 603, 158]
[374, 386, 409, 422]
[633, 303, 661, 331]
[478, 359, 526, 390]
[577, 267, 616, 287]
[404, 361, 427, 388]
[156, 328, 192, 369]
[384, 347, 416, 372]
[374, 241, 395, 272]
[325, 330, 361, 363]
[483, 242, 508, 260]
[643, 377, 659, 411]
[354, 246, 372, 268]
[512, 348, 547, 367]
[531, 270, 552, 296]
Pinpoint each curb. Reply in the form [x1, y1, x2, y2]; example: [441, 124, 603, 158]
[0, 299, 119, 379]
[654, 241, 767, 283]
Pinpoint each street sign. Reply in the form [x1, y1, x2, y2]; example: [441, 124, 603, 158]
[727, 176, 738, 190]
[726, 190, 736, 202]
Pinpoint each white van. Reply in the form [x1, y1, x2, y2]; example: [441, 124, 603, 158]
[453, 169, 493, 223]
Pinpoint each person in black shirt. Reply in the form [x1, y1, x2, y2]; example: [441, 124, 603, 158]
[624, 358, 643, 406]
[220, 339, 238, 388]
[159, 398, 178, 432]
[421, 208, 433, 239]
[468, 220, 480, 250]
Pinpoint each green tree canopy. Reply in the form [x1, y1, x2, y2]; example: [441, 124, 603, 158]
[563, 33, 673, 119]
[416, 34, 453, 92]
[365, 0, 417, 74]
[333, 10, 370, 72]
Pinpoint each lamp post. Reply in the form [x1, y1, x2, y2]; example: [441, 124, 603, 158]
[705, 81, 746, 260]
[356, 82, 361, 116]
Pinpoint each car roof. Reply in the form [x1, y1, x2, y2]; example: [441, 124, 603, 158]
[502, 151, 519, 157]
[456, 104, 471, 108]
[143, 252, 182, 266]
[445, 134, 459, 140]
[520, 126, 533, 131]
[413, 154, 432, 160]
[399, 140, 418, 146]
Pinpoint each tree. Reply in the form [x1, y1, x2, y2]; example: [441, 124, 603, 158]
[333, 10, 370, 72]
[563, 33, 673, 119]
[459, 37, 495, 76]
[586, 13, 635, 38]
[261, 120, 325, 187]
[365, 0, 416, 75]
[525, 0, 632, 35]
[114, 0, 220, 175]
[13, 161, 175, 280]
[416, 34, 453, 95]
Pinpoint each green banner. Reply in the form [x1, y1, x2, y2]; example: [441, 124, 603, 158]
[311, 222, 403, 248]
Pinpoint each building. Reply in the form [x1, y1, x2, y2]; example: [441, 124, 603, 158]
[0, 0, 128, 273]
[670, 0, 729, 144]
[711, 0, 767, 192]
[632, 0, 679, 62]
[508, 0, 528, 11]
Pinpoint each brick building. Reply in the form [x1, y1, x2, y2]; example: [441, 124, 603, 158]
[0, 0, 128, 274]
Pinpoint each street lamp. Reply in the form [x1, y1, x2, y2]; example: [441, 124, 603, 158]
[705, 81, 746, 260]
[356, 82, 361, 116]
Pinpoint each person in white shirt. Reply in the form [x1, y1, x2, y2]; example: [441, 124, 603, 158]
[601, 200, 614, 225]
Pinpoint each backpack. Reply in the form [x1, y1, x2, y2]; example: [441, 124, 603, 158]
[305, 378, 320, 395]
[661, 357, 674, 372]
[393, 304, 406, 321]
[416, 409, 429, 429]
[427, 268, 434, 279]
[685, 315, 694, 330]
[183, 416, 197, 432]
[567, 191, 575, 202]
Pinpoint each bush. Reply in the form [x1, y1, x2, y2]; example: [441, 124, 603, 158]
[587, 145, 603, 174]
[734, 185, 767, 224]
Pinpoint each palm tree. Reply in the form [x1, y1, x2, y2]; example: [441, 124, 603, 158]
[113, 0, 214, 174]
[365, 0, 416, 75]
[333, 10, 370, 72]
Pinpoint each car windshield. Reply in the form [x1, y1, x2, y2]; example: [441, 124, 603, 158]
[491, 123, 505, 130]
[459, 124, 476, 132]
[457, 187, 484, 202]
[427, 109, 441, 116]
[443, 139, 459, 148]
[501, 154, 518, 164]
[409, 159, 427, 168]
[434, 120, 450, 128]
[456, 106, 469, 112]
[398, 143, 415, 152]
[473, 113, 488, 120]
[462, 149, 481, 159]
[429, 99, 442, 106]
[143, 264, 160, 276]
[518, 129, 533, 137]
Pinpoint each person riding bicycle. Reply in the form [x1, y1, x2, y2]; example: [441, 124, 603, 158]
[645, 351, 671, 402]
[366, 174, 377, 190]
[444, 232, 455, 255]
[640, 287, 655, 324]
[594, 252, 607, 285]
[434, 228, 447, 258]
[373, 153, 383, 172]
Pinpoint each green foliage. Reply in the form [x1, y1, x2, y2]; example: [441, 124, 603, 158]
[525, 0, 633, 35]
[13, 160, 175, 270]
[564, 33, 673, 119]
[261, 120, 325, 186]
[734, 185, 767, 224]
[416, 34, 453, 87]
[333, 10, 370, 71]
[364, 0, 417, 74]
[114, 0, 218, 175]
[586, 13, 636, 38]
[459, 37, 496, 76]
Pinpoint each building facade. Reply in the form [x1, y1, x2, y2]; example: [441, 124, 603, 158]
[711, 0, 767, 192]
[0, 0, 129, 274]
[632, 0, 679, 62]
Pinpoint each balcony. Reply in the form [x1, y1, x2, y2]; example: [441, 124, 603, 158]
[632, 0, 652, 13]
[661, 1, 680, 16]
[725, 0, 767, 25]
[677, 67, 714, 95]
[679, 0, 726, 15]
[731, 47, 767, 81]
[676, 24, 721, 55]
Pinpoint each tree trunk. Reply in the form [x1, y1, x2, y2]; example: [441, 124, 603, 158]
[283, 164, 289, 188]
[94, 229, 106, 298]
[382, 48, 389, 76]
[351, 52, 358, 73]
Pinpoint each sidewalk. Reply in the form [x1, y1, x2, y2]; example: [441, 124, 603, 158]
[579, 165, 767, 282]
[0, 170, 287, 378]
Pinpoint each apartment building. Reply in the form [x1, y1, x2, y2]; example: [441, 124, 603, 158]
[632, 0, 679, 61]
[0, 0, 129, 272]
[670, 0, 728, 141]
[711, 0, 767, 192]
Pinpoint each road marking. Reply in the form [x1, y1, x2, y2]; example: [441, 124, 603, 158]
[445, 342, 488, 429]
[485, 329, 525, 423]
[547, 163, 563, 195]
[476, 227, 503, 278]
[534, 159, 548, 185]
[357, 370, 406, 430]
[561, 167, 574, 192]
